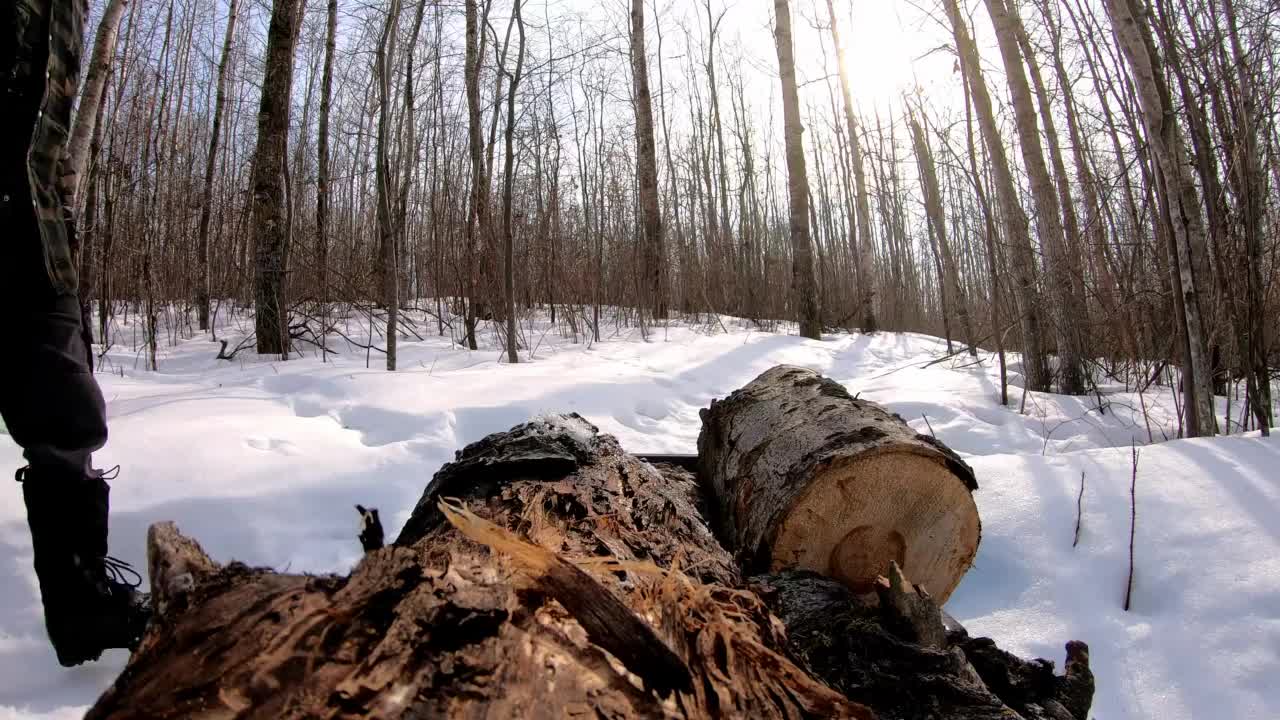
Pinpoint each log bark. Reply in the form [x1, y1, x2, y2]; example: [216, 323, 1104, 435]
[698, 366, 980, 603]
[751, 570, 1093, 720]
[88, 415, 868, 719]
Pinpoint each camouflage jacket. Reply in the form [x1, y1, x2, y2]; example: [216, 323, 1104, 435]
[3, 0, 86, 294]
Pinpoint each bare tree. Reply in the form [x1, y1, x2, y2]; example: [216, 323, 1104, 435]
[631, 0, 665, 320]
[824, 0, 877, 333]
[462, 0, 488, 351]
[251, 0, 303, 357]
[375, 0, 403, 370]
[985, 0, 1088, 394]
[500, 0, 527, 364]
[1103, 0, 1217, 436]
[68, 0, 130, 204]
[773, 0, 821, 340]
[316, 0, 338, 360]
[945, 0, 1050, 393]
[908, 107, 977, 356]
[195, 0, 240, 332]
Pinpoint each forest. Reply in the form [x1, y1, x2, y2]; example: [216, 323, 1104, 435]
[67, 0, 1277, 439]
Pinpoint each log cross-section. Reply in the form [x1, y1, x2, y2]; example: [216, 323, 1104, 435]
[698, 365, 981, 602]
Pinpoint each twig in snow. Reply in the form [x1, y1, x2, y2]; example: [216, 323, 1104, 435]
[1124, 442, 1139, 612]
[1073, 471, 1085, 548]
[921, 413, 937, 438]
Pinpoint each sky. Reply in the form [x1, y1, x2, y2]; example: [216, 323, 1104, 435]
[683, 0, 969, 115]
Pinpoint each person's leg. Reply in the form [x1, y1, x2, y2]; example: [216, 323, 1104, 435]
[0, 201, 145, 667]
[1, 0, 148, 668]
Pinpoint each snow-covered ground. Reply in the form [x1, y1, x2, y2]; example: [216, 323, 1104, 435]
[1, 309, 1276, 719]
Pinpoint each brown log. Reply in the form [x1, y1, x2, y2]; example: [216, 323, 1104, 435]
[87, 414, 870, 719]
[698, 365, 980, 602]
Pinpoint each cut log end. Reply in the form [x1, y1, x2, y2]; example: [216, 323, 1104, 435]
[700, 365, 981, 604]
[772, 451, 980, 602]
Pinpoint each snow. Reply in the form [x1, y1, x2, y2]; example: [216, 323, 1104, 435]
[1, 308, 1276, 718]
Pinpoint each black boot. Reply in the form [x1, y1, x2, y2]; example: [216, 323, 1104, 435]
[18, 465, 152, 667]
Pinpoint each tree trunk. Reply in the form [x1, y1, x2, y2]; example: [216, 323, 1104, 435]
[631, 0, 665, 321]
[773, 0, 822, 340]
[823, 0, 878, 333]
[463, 0, 487, 351]
[1102, 0, 1216, 436]
[68, 0, 129, 206]
[1220, 0, 1271, 433]
[316, 0, 338, 361]
[251, 0, 302, 357]
[85, 383, 1088, 719]
[908, 109, 978, 357]
[945, 0, 1049, 393]
[196, 0, 240, 332]
[698, 366, 980, 603]
[375, 0, 402, 371]
[984, 0, 1088, 395]
[500, 0, 526, 365]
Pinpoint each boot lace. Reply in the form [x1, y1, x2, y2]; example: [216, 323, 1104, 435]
[103, 556, 143, 589]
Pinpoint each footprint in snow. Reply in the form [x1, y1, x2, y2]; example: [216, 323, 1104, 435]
[245, 435, 302, 456]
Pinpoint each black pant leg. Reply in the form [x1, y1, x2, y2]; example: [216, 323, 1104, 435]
[0, 169, 107, 478]
[0, 295, 107, 475]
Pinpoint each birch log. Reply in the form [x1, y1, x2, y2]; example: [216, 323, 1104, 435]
[698, 365, 980, 602]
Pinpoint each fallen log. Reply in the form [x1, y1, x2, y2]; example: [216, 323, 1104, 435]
[86, 372, 1090, 719]
[698, 365, 981, 602]
[87, 414, 869, 719]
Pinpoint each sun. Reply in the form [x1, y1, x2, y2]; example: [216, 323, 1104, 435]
[822, 1, 954, 111]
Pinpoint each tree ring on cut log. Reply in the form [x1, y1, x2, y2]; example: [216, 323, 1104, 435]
[771, 452, 979, 602]
[829, 525, 906, 593]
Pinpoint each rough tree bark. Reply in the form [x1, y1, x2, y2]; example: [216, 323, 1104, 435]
[251, 0, 302, 357]
[698, 366, 981, 604]
[316, 0, 338, 360]
[196, 0, 239, 332]
[375, 0, 402, 371]
[753, 570, 1093, 720]
[631, 0, 665, 320]
[773, 0, 822, 340]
